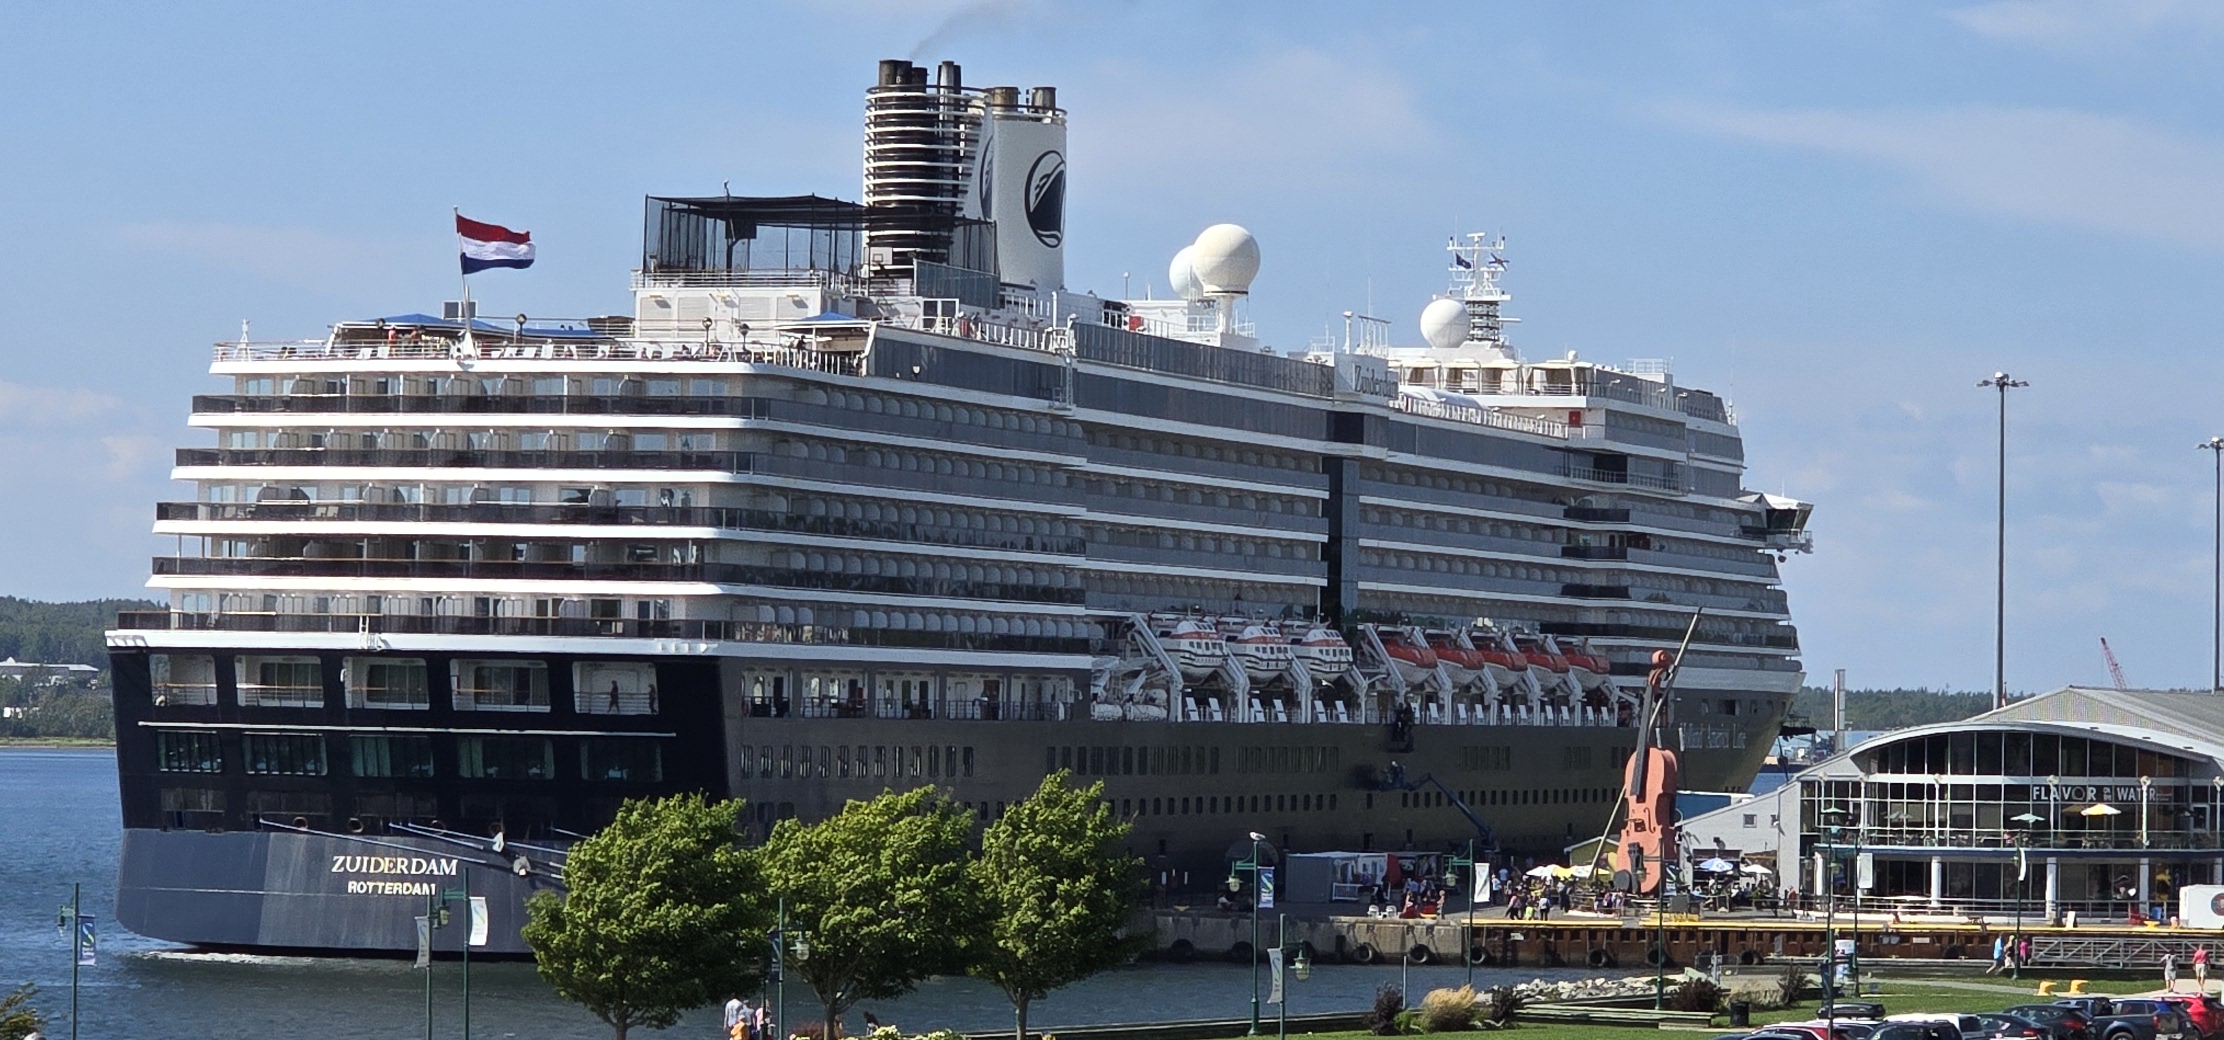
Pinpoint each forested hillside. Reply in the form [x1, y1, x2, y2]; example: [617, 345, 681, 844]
[1790, 686, 1994, 730]
[0, 596, 161, 667]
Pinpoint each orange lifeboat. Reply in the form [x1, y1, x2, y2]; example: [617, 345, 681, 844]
[1424, 630, 1487, 686]
[1379, 628, 1439, 685]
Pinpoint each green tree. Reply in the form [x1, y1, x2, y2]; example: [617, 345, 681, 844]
[0, 982, 45, 1040]
[522, 794, 769, 1040]
[761, 786, 978, 1038]
[968, 772, 1147, 1040]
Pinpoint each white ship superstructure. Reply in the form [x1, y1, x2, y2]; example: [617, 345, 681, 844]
[105, 59, 1812, 955]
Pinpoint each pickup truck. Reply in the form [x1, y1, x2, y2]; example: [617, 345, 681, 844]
[2052, 997, 2190, 1040]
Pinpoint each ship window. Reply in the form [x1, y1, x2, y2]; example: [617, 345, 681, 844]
[151, 654, 219, 707]
[451, 660, 549, 711]
[574, 662, 657, 715]
[963, 747, 974, 777]
[156, 731, 224, 773]
[457, 736, 553, 780]
[873, 746, 887, 778]
[351, 735, 435, 778]
[235, 656, 323, 708]
[928, 746, 941, 777]
[1210, 747, 1221, 774]
[1088, 747, 1104, 774]
[345, 657, 429, 709]
[244, 733, 327, 775]
[582, 738, 663, 782]
[1059, 746, 1073, 772]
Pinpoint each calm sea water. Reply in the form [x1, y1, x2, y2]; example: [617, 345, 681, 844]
[0, 748, 1598, 1039]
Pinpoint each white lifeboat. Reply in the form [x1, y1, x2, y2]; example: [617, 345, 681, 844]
[1220, 619, 1292, 682]
[1152, 616, 1227, 681]
[1286, 624, 1352, 681]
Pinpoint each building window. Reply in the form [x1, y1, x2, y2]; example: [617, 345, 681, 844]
[346, 658, 430, 709]
[574, 661, 658, 715]
[457, 736, 554, 780]
[236, 656, 323, 708]
[581, 738, 664, 782]
[351, 735, 436, 778]
[156, 731, 223, 772]
[452, 660, 549, 712]
[243, 733, 326, 775]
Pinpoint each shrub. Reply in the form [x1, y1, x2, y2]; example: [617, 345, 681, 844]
[789, 1022, 837, 1040]
[1367, 983, 1407, 1036]
[1666, 978, 1726, 1014]
[1418, 986, 1478, 1032]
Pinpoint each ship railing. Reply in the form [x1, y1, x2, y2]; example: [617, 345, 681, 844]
[235, 683, 323, 708]
[151, 682, 219, 706]
[453, 688, 550, 712]
[630, 267, 868, 293]
[772, 698, 1062, 722]
[212, 335, 867, 376]
[901, 313, 1059, 354]
[114, 611, 1099, 656]
[573, 691, 659, 716]
[1565, 464, 1686, 493]
[1388, 394, 1572, 439]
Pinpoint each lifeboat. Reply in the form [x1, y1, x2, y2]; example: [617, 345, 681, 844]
[1378, 627, 1439, 685]
[1286, 624, 1353, 681]
[1220, 619, 1293, 682]
[1423, 630, 1488, 687]
[1510, 631, 1571, 674]
[1551, 635, 1616, 692]
[1151, 615, 1227, 681]
[1465, 623, 1529, 687]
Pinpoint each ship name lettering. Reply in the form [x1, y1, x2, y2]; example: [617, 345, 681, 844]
[345, 880, 438, 896]
[330, 855, 459, 877]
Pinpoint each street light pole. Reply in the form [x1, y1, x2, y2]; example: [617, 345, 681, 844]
[68, 882, 81, 1040]
[1979, 372, 2029, 711]
[2203, 437, 2224, 692]
[1249, 838, 1262, 1037]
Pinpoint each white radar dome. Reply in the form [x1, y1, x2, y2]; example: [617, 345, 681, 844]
[1168, 245, 1204, 301]
[1189, 223, 1260, 294]
[1419, 298, 1468, 350]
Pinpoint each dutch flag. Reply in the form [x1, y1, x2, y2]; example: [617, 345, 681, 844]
[456, 214, 535, 274]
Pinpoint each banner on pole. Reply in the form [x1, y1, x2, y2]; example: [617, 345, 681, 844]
[1268, 948, 1284, 1005]
[1258, 867, 1275, 909]
[76, 915, 96, 966]
[469, 897, 489, 948]
[1857, 852, 1874, 892]
[415, 915, 432, 969]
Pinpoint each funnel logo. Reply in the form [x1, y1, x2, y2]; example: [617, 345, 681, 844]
[1025, 150, 1065, 248]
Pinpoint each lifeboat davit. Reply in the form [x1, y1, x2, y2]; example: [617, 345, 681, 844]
[1152, 616, 1227, 681]
[1220, 619, 1293, 682]
[1424, 630, 1488, 687]
[1379, 628, 1439, 685]
[1287, 625, 1353, 681]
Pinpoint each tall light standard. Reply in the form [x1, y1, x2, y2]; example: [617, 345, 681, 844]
[2010, 812, 2043, 980]
[1447, 839, 1478, 987]
[2202, 437, 2224, 692]
[769, 898, 811, 1040]
[1272, 913, 1311, 1040]
[1979, 372, 2029, 710]
[1228, 832, 1268, 1036]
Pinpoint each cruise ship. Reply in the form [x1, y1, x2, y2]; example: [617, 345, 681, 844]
[104, 58, 1814, 954]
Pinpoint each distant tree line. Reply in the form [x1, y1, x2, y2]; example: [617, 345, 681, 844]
[1789, 686, 1994, 730]
[0, 596, 159, 667]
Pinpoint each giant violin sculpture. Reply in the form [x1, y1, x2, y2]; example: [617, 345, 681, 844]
[1612, 611, 1702, 896]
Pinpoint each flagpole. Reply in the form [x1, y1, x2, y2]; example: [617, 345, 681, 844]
[455, 207, 472, 352]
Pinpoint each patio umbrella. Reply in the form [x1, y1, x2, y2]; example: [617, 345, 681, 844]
[1567, 864, 1596, 879]
[1698, 857, 1736, 873]
[1740, 863, 1774, 876]
[2079, 803, 2122, 817]
[1524, 865, 1559, 878]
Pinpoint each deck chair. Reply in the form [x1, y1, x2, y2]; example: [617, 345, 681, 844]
[1207, 699, 1225, 722]
[1334, 701, 1352, 723]
[1182, 697, 1200, 722]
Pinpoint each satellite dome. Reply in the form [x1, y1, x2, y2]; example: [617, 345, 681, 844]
[1419, 298, 1467, 350]
[1189, 223, 1260, 294]
[1168, 245, 1204, 301]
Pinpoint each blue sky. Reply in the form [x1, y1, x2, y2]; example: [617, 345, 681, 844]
[3, 1, 2220, 692]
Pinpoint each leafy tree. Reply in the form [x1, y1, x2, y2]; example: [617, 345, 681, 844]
[1790, 687, 1996, 731]
[0, 982, 45, 1040]
[522, 794, 769, 1040]
[968, 772, 1146, 1040]
[761, 786, 978, 1038]
[0, 596, 161, 666]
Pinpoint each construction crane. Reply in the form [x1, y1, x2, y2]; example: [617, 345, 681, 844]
[2100, 637, 2128, 691]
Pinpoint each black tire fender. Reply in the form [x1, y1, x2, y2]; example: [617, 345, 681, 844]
[1166, 939, 1195, 964]
[1408, 944, 1434, 965]
[1588, 948, 1616, 969]
[1351, 942, 1379, 965]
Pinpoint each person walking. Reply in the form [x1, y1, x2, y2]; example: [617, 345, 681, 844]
[724, 994, 748, 1040]
[1989, 935, 2007, 975]
[2197, 946, 2212, 993]
[2166, 952, 2180, 993]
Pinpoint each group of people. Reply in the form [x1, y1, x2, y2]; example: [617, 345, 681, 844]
[2161, 947, 2214, 992]
[722, 995, 775, 1040]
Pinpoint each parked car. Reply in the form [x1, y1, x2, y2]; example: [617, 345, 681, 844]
[2003, 1004, 2094, 1040]
[1869, 1022, 1964, 1040]
[2159, 995, 2224, 1040]
[1889, 1014, 1990, 1040]
[2059, 998, 2189, 1040]
[1968, 1013, 2056, 1039]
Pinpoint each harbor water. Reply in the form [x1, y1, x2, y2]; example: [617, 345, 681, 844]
[0, 748, 1603, 1039]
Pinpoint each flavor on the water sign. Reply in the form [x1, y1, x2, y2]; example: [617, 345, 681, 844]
[331, 854, 461, 896]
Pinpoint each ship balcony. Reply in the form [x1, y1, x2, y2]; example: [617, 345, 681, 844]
[1559, 545, 1628, 560]
[149, 557, 1088, 605]
[176, 446, 755, 473]
[1564, 463, 1685, 494]
[154, 502, 1088, 557]
[1562, 506, 1632, 523]
[114, 610, 1099, 655]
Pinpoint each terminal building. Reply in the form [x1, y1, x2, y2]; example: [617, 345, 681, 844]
[1682, 686, 2224, 921]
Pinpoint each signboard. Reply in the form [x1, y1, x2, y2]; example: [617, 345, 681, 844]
[1258, 867, 1276, 909]
[1857, 852, 1874, 892]
[1268, 948, 1285, 1005]
[415, 915, 432, 968]
[469, 896, 489, 948]
[1831, 938, 1854, 986]
[76, 915, 97, 966]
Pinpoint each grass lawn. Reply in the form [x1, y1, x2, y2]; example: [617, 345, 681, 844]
[0, 737, 112, 748]
[1268, 972, 2169, 1040]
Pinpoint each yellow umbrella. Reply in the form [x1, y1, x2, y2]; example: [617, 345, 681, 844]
[2079, 803, 2122, 817]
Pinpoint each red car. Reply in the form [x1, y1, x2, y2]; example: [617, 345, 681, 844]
[2160, 996, 2224, 1040]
